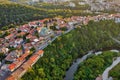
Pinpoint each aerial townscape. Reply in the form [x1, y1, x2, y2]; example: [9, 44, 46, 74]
[0, 0, 120, 80]
[0, 13, 120, 80]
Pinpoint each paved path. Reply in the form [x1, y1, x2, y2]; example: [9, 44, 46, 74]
[102, 57, 120, 80]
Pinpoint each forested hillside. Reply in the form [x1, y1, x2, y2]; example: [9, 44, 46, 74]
[21, 20, 120, 80]
[0, 1, 92, 29]
[0, 2, 47, 28]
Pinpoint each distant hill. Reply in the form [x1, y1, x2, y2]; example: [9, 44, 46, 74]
[0, 0, 92, 29]
[0, 2, 48, 28]
[10, 0, 71, 4]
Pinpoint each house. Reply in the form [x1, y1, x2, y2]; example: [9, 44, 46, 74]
[1, 64, 9, 70]
[17, 32, 26, 37]
[0, 38, 4, 43]
[36, 50, 44, 57]
[7, 49, 30, 72]
[6, 75, 15, 80]
[29, 21, 38, 28]
[5, 34, 14, 40]
[3, 43, 9, 48]
[15, 38, 23, 44]
[1, 47, 9, 54]
[6, 65, 28, 80]
[26, 34, 33, 39]
[5, 50, 23, 62]
[8, 63, 16, 72]
[33, 39, 39, 43]
[22, 50, 44, 67]
[8, 60, 25, 72]
[29, 29, 36, 35]
[6, 50, 44, 80]
[16, 44, 22, 49]
[24, 43, 33, 49]
[37, 27, 42, 33]
[17, 49, 30, 61]
[0, 70, 5, 77]
[39, 27, 53, 37]
[115, 16, 120, 23]
[19, 24, 30, 32]
[5, 51, 17, 62]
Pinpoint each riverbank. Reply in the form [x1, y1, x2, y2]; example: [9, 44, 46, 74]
[64, 51, 93, 80]
[74, 50, 120, 80]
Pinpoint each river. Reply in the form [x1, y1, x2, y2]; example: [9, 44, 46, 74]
[64, 49, 120, 80]
[64, 51, 93, 80]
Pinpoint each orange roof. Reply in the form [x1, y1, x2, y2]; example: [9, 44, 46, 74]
[8, 63, 16, 71]
[17, 57, 24, 61]
[37, 27, 41, 31]
[6, 75, 15, 80]
[22, 52, 29, 59]
[5, 34, 14, 39]
[36, 50, 44, 55]
[19, 32, 26, 36]
[17, 49, 30, 61]
[29, 55, 38, 62]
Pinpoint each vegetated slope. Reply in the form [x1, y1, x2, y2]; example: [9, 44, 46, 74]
[32, 2, 91, 17]
[74, 51, 120, 80]
[109, 62, 120, 80]
[21, 20, 120, 80]
[0, 2, 50, 28]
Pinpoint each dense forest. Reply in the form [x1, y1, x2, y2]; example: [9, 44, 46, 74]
[0, 2, 47, 28]
[21, 20, 120, 80]
[109, 62, 120, 80]
[74, 51, 120, 80]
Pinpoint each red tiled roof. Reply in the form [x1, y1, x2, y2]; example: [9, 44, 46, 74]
[29, 55, 38, 62]
[5, 34, 14, 39]
[8, 63, 16, 71]
[18, 32, 26, 36]
[36, 50, 44, 55]
[17, 57, 24, 61]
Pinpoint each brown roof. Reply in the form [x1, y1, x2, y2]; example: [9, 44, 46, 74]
[6, 75, 15, 80]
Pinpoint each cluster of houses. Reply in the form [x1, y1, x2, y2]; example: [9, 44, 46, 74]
[6, 50, 44, 80]
[0, 13, 119, 80]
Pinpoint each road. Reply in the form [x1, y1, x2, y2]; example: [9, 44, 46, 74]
[102, 57, 120, 80]
[38, 26, 74, 50]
